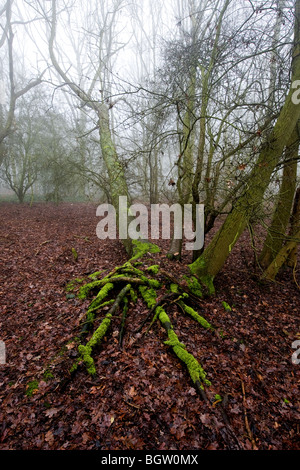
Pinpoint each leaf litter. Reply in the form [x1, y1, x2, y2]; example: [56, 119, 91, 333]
[0, 202, 299, 450]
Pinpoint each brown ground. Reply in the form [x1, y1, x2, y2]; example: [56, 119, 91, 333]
[0, 202, 299, 450]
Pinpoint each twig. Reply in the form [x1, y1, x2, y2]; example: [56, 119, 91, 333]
[135, 292, 179, 332]
[293, 259, 300, 290]
[119, 296, 129, 348]
[35, 240, 51, 255]
[241, 380, 258, 450]
[159, 268, 204, 302]
[124, 400, 140, 410]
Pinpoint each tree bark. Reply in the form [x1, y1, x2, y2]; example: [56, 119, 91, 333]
[261, 228, 300, 281]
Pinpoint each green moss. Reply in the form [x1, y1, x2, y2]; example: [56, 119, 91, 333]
[189, 255, 206, 272]
[77, 344, 96, 375]
[129, 287, 137, 304]
[118, 262, 144, 277]
[188, 257, 215, 295]
[164, 328, 186, 350]
[170, 283, 179, 293]
[78, 279, 104, 299]
[66, 277, 85, 292]
[43, 369, 54, 381]
[88, 271, 104, 280]
[146, 305, 164, 331]
[180, 302, 212, 330]
[78, 261, 159, 302]
[77, 274, 127, 299]
[183, 275, 203, 298]
[130, 240, 160, 261]
[26, 380, 39, 397]
[72, 247, 78, 261]
[222, 301, 232, 311]
[158, 308, 210, 388]
[157, 307, 172, 326]
[76, 312, 113, 375]
[98, 299, 115, 309]
[139, 285, 158, 309]
[202, 275, 215, 295]
[142, 276, 160, 289]
[146, 264, 160, 275]
[87, 282, 114, 312]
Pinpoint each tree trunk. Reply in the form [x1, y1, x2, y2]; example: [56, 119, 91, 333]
[49, 0, 134, 255]
[286, 186, 300, 267]
[189, 0, 300, 283]
[261, 227, 300, 281]
[97, 104, 133, 256]
[259, 125, 299, 268]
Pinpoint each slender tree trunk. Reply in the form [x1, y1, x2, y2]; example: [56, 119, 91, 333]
[97, 104, 133, 256]
[168, 66, 196, 261]
[49, 0, 133, 255]
[178, 66, 196, 206]
[191, 0, 230, 262]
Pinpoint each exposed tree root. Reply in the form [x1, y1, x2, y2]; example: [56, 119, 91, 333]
[71, 283, 132, 375]
[33, 248, 243, 448]
[64, 255, 214, 396]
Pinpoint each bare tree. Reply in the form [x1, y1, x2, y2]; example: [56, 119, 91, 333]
[189, 0, 300, 284]
[42, 0, 136, 253]
[0, 0, 45, 163]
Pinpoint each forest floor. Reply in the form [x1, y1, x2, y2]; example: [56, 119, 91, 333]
[0, 202, 299, 451]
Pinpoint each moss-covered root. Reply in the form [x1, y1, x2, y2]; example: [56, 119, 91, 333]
[119, 295, 129, 348]
[72, 284, 132, 376]
[179, 302, 213, 330]
[188, 258, 215, 295]
[158, 307, 211, 398]
[169, 283, 212, 330]
[130, 239, 160, 261]
[80, 282, 115, 335]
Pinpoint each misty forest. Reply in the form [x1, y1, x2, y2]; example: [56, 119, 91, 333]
[0, 0, 299, 451]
